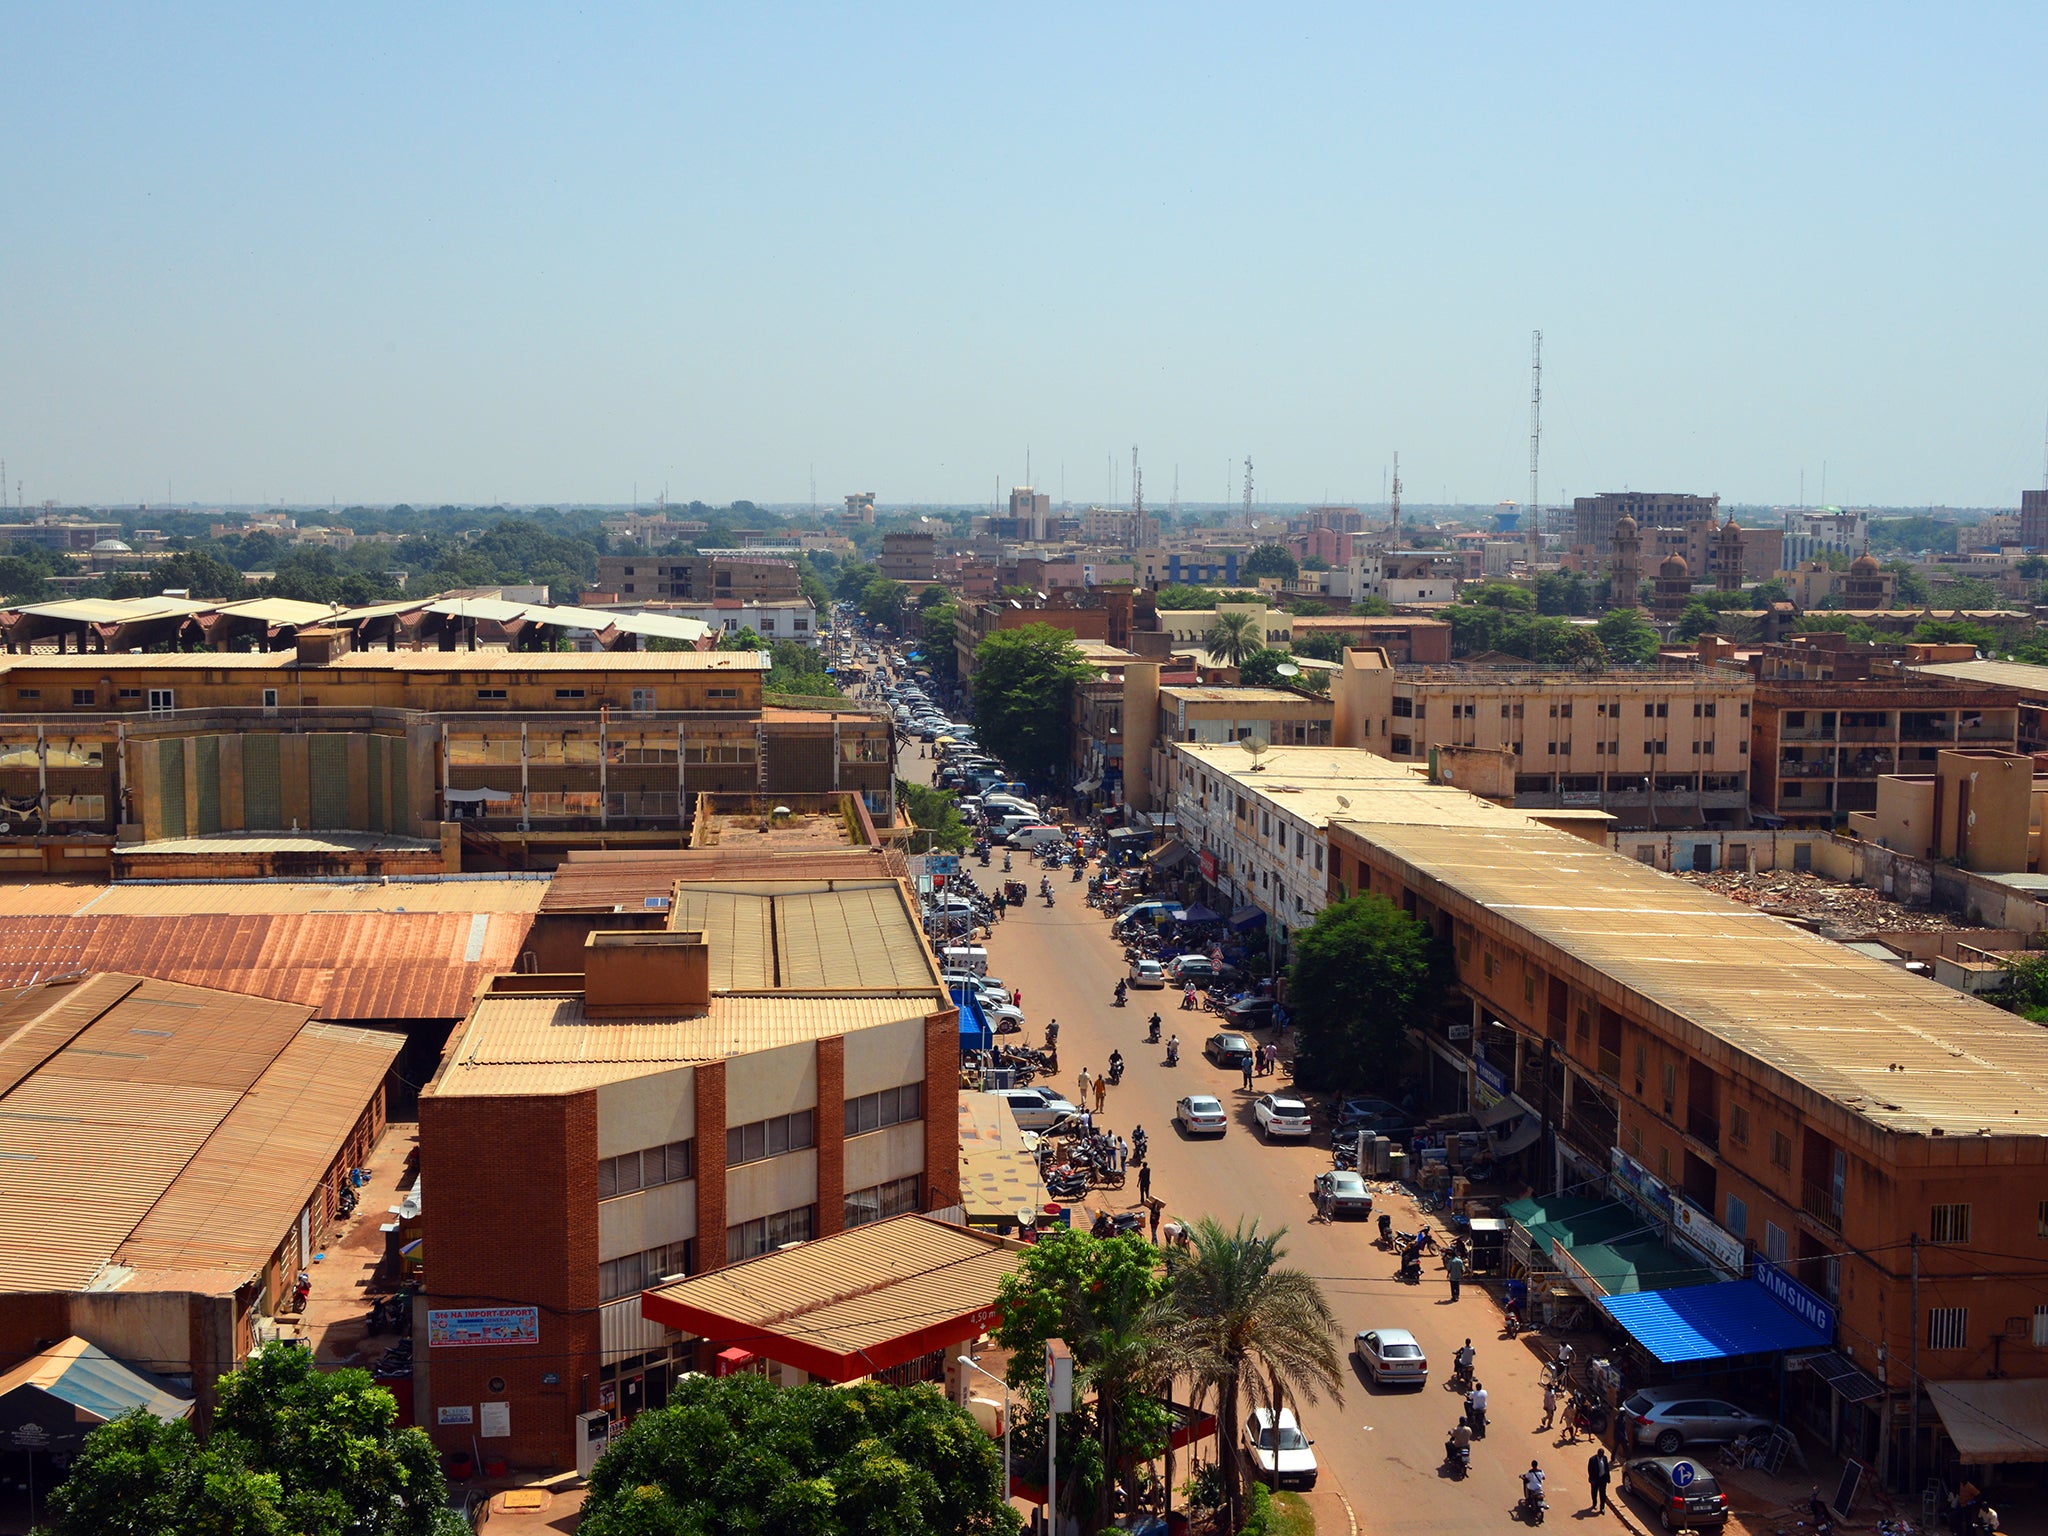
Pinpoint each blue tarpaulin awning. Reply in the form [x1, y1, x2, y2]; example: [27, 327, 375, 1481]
[1228, 905, 1267, 933]
[954, 987, 993, 1053]
[1598, 1280, 1832, 1364]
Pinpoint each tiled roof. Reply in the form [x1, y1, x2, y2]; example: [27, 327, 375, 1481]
[540, 851, 906, 912]
[0, 974, 396, 1294]
[0, 911, 534, 1019]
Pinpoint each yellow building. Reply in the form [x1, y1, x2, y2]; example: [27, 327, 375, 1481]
[1331, 648, 1754, 828]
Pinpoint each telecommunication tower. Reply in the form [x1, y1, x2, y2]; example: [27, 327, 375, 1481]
[1390, 451, 1401, 546]
[1242, 458, 1255, 527]
[1528, 330, 1544, 558]
[1131, 445, 1143, 516]
[1170, 465, 1180, 518]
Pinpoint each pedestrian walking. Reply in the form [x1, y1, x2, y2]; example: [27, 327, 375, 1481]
[1446, 1250, 1465, 1302]
[1241, 1058, 1254, 1090]
[1587, 1447, 1612, 1513]
[1541, 1382, 1558, 1431]
[1313, 1182, 1331, 1223]
[1149, 1203, 1163, 1243]
[1138, 1162, 1153, 1202]
[1077, 1066, 1092, 1101]
[1093, 1077, 1107, 1113]
[1116, 1135, 1129, 1172]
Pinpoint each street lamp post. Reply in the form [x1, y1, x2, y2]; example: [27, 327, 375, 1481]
[957, 1353, 1017, 1510]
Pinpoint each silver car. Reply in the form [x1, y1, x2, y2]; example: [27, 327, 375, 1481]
[1617, 1389, 1773, 1455]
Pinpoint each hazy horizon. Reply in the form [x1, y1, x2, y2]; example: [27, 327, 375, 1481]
[4, 6, 2044, 509]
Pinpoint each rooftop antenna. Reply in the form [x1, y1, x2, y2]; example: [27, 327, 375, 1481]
[1242, 457, 1255, 529]
[1528, 329, 1543, 560]
[1131, 445, 1143, 517]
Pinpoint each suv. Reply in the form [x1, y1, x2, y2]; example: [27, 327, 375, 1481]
[1617, 1389, 1773, 1455]
[1621, 1457, 1731, 1532]
[987, 1087, 1081, 1131]
[1241, 1407, 1317, 1490]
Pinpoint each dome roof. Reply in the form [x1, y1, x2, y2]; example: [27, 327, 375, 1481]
[1720, 517, 1742, 536]
[1612, 513, 1638, 537]
[1851, 552, 1881, 574]
[92, 538, 132, 552]
[1659, 554, 1690, 578]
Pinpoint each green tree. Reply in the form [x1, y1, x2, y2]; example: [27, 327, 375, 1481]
[1913, 619, 1994, 649]
[106, 549, 247, 600]
[994, 1228, 1178, 1531]
[1288, 892, 1439, 1089]
[1166, 1219, 1342, 1528]
[1749, 576, 1793, 606]
[1350, 597, 1393, 616]
[1236, 649, 1293, 686]
[1673, 598, 1720, 642]
[919, 602, 960, 684]
[1203, 610, 1264, 666]
[970, 625, 1096, 784]
[917, 583, 952, 610]
[1300, 554, 1331, 572]
[835, 560, 881, 602]
[40, 1344, 463, 1536]
[1243, 544, 1298, 580]
[895, 779, 971, 853]
[579, 1372, 1016, 1536]
[858, 577, 909, 630]
[715, 626, 767, 651]
[1290, 630, 1347, 663]
[794, 555, 834, 614]
[2019, 555, 2048, 580]
[1463, 581, 1536, 612]
[1888, 561, 1931, 606]
[764, 639, 839, 696]
[1594, 606, 1659, 663]
[1534, 569, 1590, 616]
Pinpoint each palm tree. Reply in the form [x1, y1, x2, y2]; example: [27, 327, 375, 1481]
[1202, 609, 1263, 668]
[1166, 1217, 1343, 1528]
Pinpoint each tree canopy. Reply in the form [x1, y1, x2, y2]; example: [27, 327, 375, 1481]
[970, 625, 1096, 784]
[896, 779, 971, 853]
[40, 1344, 463, 1536]
[1287, 893, 1441, 1089]
[1593, 606, 1659, 663]
[1236, 649, 1293, 686]
[858, 577, 910, 630]
[1203, 610, 1264, 666]
[578, 1372, 1016, 1536]
[1242, 543, 1298, 580]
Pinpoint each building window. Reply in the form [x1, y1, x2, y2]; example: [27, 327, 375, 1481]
[844, 1083, 922, 1138]
[1763, 1221, 1789, 1265]
[70, 689, 93, 706]
[845, 1175, 922, 1229]
[706, 687, 739, 701]
[2033, 1305, 2048, 1348]
[1725, 1194, 1748, 1238]
[599, 1139, 695, 1199]
[1729, 1105, 1749, 1146]
[146, 688, 175, 714]
[1769, 1129, 1792, 1171]
[117, 688, 141, 700]
[599, 1239, 695, 1302]
[726, 1110, 815, 1167]
[475, 688, 508, 702]
[2038, 1200, 2048, 1239]
[555, 688, 587, 700]
[47, 795, 106, 822]
[729, 1204, 816, 1260]
[1927, 1308, 1969, 1351]
[1930, 1203, 1972, 1244]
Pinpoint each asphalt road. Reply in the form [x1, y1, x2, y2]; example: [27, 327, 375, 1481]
[895, 789, 1619, 1534]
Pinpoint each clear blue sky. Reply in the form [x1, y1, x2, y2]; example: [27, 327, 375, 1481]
[4, 4, 2044, 510]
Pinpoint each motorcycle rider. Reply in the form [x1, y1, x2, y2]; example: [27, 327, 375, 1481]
[1453, 1339, 1476, 1388]
[1165, 1032, 1180, 1066]
[1114, 978, 1128, 1006]
[1464, 1381, 1488, 1436]
[1147, 1012, 1163, 1043]
[1521, 1461, 1546, 1516]
[1446, 1418, 1474, 1473]
[1108, 1049, 1124, 1082]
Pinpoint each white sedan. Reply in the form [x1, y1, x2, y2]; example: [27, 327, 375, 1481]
[1175, 1095, 1229, 1136]
[1252, 1094, 1313, 1140]
[1128, 958, 1167, 989]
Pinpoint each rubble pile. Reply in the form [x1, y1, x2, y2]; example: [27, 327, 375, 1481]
[1678, 868, 1975, 935]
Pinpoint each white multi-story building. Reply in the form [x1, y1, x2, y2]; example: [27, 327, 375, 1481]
[574, 598, 819, 648]
[1163, 743, 1545, 955]
[1779, 509, 1869, 567]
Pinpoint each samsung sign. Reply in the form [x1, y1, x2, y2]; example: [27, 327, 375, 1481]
[1752, 1256, 1837, 1341]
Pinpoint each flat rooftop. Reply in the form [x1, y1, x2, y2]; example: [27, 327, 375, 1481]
[0, 649, 767, 673]
[1341, 819, 2048, 1140]
[1157, 686, 1329, 706]
[0, 974, 398, 1294]
[1913, 658, 2048, 698]
[1174, 742, 1550, 833]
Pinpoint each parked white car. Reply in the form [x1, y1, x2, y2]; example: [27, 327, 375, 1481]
[1252, 1094, 1313, 1140]
[1241, 1407, 1317, 1490]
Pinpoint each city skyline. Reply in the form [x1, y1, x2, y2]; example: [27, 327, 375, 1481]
[3, 5, 2044, 508]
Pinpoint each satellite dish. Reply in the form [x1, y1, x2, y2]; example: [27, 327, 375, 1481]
[1275, 662, 1300, 677]
[1335, 795, 1351, 809]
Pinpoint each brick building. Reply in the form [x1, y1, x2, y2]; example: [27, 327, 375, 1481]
[1324, 811, 2048, 1474]
[595, 553, 802, 603]
[415, 876, 959, 1468]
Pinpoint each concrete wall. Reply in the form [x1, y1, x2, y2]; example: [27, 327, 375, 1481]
[842, 1016, 925, 1099]
[725, 1040, 816, 1124]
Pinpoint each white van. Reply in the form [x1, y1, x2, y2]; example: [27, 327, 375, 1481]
[988, 1087, 1082, 1132]
[942, 945, 990, 975]
[1010, 825, 1068, 852]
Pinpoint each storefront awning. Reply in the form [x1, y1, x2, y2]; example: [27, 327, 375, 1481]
[1146, 838, 1193, 869]
[1598, 1280, 1833, 1364]
[1926, 1379, 2048, 1464]
[1229, 905, 1267, 932]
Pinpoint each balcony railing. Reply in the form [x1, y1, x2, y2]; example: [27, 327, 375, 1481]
[1801, 1180, 1844, 1232]
[1596, 1048, 1622, 1082]
[1685, 1111, 1720, 1151]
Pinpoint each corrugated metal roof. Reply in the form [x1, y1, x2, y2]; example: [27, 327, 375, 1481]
[642, 1215, 1018, 1373]
[0, 912, 532, 1020]
[541, 851, 907, 913]
[1914, 658, 2048, 699]
[119, 1022, 400, 1273]
[1598, 1280, 1831, 1364]
[1345, 819, 2048, 1137]
[430, 993, 936, 1097]
[327, 649, 767, 672]
[0, 974, 364, 1293]
[0, 1336, 190, 1422]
